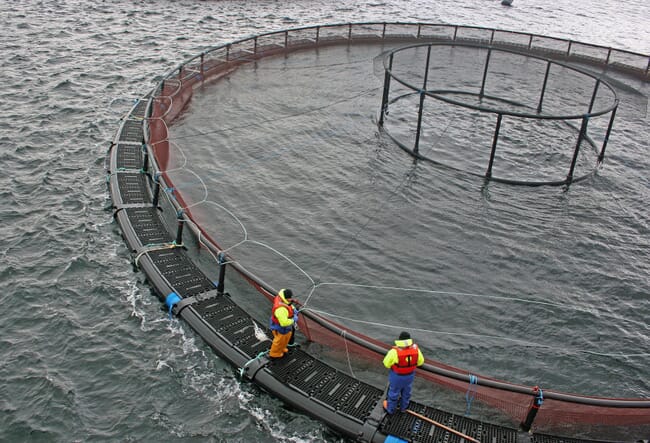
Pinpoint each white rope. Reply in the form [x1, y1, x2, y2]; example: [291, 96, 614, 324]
[307, 308, 650, 359]
[341, 330, 356, 378]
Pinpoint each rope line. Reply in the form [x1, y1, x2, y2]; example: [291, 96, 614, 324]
[341, 330, 357, 378]
[134, 242, 183, 268]
[306, 308, 650, 359]
[167, 86, 381, 142]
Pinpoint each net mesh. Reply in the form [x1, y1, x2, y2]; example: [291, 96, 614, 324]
[143, 24, 650, 438]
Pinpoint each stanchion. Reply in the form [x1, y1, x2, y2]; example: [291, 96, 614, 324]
[520, 386, 544, 432]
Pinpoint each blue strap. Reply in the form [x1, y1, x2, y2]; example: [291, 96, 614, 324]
[465, 374, 478, 416]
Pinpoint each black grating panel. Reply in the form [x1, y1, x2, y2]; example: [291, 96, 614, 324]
[147, 249, 215, 297]
[268, 350, 318, 384]
[116, 173, 150, 204]
[193, 295, 270, 358]
[119, 119, 143, 143]
[125, 207, 171, 245]
[380, 403, 517, 443]
[335, 382, 382, 421]
[116, 144, 143, 170]
[130, 100, 148, 119]
[267, 350, 382, 422]
[232, 328, 271, 358]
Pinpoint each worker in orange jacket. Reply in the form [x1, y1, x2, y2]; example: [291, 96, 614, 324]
[268, 288, 299, 359]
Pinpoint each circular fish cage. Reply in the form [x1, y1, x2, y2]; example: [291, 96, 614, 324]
[108, 23, 650, 441]
[379, 42, 620, 186]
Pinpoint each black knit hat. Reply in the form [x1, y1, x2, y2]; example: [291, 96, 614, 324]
[282, 289, 293, 299]
[398, 331, 411, 340]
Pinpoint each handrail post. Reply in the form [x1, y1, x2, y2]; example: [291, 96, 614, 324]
[141, 143, 149, 173]
[413, 45, 432, 155]
[520, 387, 544, 432]
[486, 114, 502, 178]
[175, 209, 185, 245]
[216, 252, 227, 294]
[152, 172, 161, 207]
[200, 53, 205, 76]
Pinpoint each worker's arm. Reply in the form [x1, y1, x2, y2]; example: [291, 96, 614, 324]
[383, 349, 397, 369]
[417, 349, 425, 366]
[274, 306, 294, 327]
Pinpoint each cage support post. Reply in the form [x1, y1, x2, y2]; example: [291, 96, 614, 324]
[566, 115, 589, 183]
[414, 45, 432, 155]
[587, 79, 601, 113]
[537, 61, 551, 114]
[599, 105, 617, 162]
[379, 53, 394, 127]
[479, 48, 492, 99]
[486, 113, 503, 178]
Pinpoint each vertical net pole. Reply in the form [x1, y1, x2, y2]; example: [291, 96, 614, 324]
[379, 53, 393, 127]
[537, 61, 552, 114]
[588, 79, 601, 113]
[598, 105, 617, 162]
[479, 48, 492, 99]
[486, 113, 503, 178]
[566, 115, 590, 183]
[414, 45, 432, 155]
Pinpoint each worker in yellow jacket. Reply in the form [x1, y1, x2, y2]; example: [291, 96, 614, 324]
[382, 331, 424, 414]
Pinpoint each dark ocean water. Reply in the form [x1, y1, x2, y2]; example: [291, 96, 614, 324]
[1, 1, 648, 442]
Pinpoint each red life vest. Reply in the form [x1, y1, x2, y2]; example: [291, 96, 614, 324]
[391, 344, 419, 375]
[270, 295, 294, 326]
